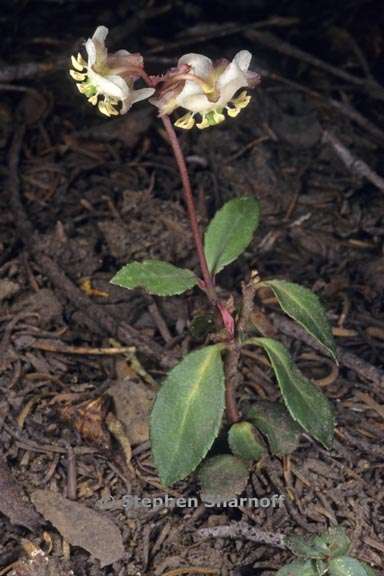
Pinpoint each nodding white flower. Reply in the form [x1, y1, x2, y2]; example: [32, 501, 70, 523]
[70, 26, 155, 116]
[153, 50, 260, 129]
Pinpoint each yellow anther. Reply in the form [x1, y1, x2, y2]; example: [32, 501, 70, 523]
[226, 91, 251, 118]
[88, 95, 98, 106]
[196, 115, 210, 129]
[70, 69, 86, 81]
[71, 54, 84, 72]
[76, 82, 88, 94]
[98, 100, 111, 116]
[76, 53, 86, 67]
[174, 112, 195, 130]
[233, 90, 251, 109]
[106, 102, 119, 116]
[212, 110, 225, 124]
[226, 106, 241, 118]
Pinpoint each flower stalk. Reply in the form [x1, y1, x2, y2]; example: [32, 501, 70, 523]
[160, 115, 217, 305]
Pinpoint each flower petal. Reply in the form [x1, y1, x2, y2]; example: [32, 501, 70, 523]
[131, 87, 156, 104]
[216, 62, 248, 105]
[177, 92, 213, 113]
[178, 53, 213, 79]
[233, 50, 252, 72]
[85, 38, 97, 67]
[87, 68, 129, 99]
[92, 25, 109, 44]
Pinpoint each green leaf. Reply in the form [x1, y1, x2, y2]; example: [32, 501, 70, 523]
[315, 560, 329, 576]
[111, 260, 198, 296]
[276, 559, 319, 576]
[263, 279, 337, 362]
[247, 400, 302, 456]
[285, 534, 326, 560]
[286, 527, 350, 560]
[197, 454, 249, 503]
[244, 338, 335, 448]
[228, 421, 265, 461]
[204, 197, 260, 275]
[329, 557, 377, 576]
[150, 345, 225, 485]
[312, 527, 351, 558]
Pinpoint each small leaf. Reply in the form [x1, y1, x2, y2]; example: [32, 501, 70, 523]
[286, 527, 350, 561]
[204, 197, 260, 275]
[315, 560, 329, 576]
[197, 454, 249, 503]
[263, 279, 337, 361]
[244, 338, 335, 448]
[150, 345, 225, 485]
[329, 557, 377, 576]
[228, 421, 265, 461]
[111, 260, 198, 296]
[312, 527, 351, 558]
[276, 559, 319, 576]
[247, 400, 302, 456]
[285, 534, 326, 559]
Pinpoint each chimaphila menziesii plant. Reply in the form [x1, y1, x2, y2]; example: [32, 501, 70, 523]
[70, 26, 337, 496]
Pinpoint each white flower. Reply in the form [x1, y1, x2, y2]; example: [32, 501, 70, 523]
[70, 26, 154, 116]
[153, 50, 260, 129]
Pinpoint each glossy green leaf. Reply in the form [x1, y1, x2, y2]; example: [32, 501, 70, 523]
[244, 338, 335, 448]
[276, 559, 318, 576]
[312, 527, 351, 558]
[150, 345, 225, 486]
[286, 527, 350, 560]
[329, 557, 377, 576]
[228, 421, 265, 461]
[247, 400, 302, 456]
[263, 279, 337, 362]
[315, 560, 329, 576]
[197, 454, 249, 503]
[204, 197, 260, 275]
[111, 260, 198, 296]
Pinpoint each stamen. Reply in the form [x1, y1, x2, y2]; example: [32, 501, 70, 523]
[76, 83, 89, 94]
[196, 115, 210, 129]
[226, 91, 251, 118]
[196, 109, 225, 129]
[71, 54, 84, 72]
[70, 70, 86, 81]
[88, 95, 98, 106]
[233, 91, 251, 109]
[226, 105, 241, 118]
[98, 100, 111, 116]
[174, 112, 195, 130]
[105, 100, 119, 116]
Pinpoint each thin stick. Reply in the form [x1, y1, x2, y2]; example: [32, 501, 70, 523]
[162, 568, 220, 576]
[322, 129, 384, 194]
[161, 116, 217, 304]
[197, 522, 286, 549]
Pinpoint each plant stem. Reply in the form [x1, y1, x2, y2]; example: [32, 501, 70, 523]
[161, 115, 217, 304]
[224, 343, 241, 424]
[161, 115, 241, 423]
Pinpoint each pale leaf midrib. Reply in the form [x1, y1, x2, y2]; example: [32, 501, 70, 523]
[270, 283, 331, 349]
[163, 347, 218, 482]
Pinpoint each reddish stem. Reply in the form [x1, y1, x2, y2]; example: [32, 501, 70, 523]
[160, 114, 240, 424]
[161, 115, 217, 304]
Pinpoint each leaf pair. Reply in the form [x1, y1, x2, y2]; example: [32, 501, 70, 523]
[111, 197, 260, 295]
[279, 527, 376, 575]
[150, 336, 334, 486]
